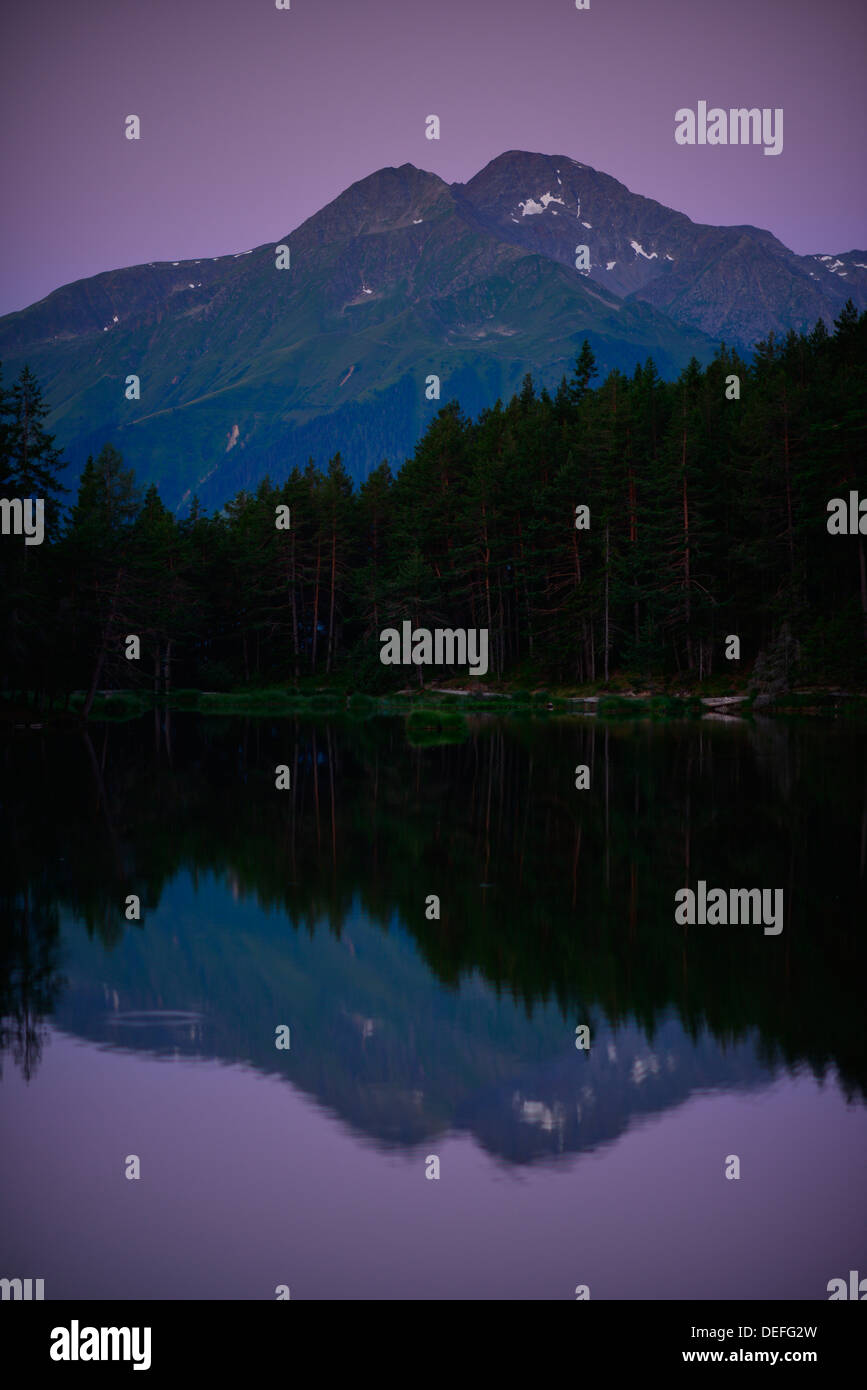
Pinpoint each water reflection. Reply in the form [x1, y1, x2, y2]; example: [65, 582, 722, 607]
[1, 712, 865, 1162]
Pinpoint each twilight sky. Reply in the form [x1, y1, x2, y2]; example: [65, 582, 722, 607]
[1, 0, 864, 317]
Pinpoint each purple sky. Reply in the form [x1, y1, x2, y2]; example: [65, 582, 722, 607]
[1, 0, 865, 317]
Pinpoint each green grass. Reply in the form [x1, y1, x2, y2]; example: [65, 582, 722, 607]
[597, 694, 702, 720]
[197, 688, 301, 715]
[166, 689, 202, 709]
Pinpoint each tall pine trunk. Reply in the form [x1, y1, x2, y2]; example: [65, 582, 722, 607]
[289, 532, 299, 678]
[311, 540, 321, 671]
[604, 524, 610, 684]
[682, 460, 693, 671]
[326, 526, 337, 674]
[83, 569, 124, 720]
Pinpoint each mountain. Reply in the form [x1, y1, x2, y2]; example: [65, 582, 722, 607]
[0, 152, 862, 513]
[457, 151, 866, 345]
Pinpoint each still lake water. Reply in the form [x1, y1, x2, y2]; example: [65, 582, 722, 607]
[2, 712, 865, 1300]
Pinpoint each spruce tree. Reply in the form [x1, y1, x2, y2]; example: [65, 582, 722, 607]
[8, 365, 67, 538]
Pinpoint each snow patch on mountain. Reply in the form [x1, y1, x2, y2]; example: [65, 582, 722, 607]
[606, 261, 616, 270]
[518, 192, 565, 216]
[630, 240, 658, 260]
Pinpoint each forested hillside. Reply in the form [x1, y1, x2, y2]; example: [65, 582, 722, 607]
[2, 302, 865, 707]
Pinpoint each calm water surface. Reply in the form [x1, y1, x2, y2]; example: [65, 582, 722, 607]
[2, 712, 865, 1298]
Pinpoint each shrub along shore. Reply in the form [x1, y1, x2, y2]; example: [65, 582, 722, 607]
[3, 682, 866, 728]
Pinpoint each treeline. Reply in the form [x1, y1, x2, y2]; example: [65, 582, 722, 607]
[1, 303, 866, 706]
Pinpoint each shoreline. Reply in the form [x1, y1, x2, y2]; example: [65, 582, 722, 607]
[3, 685, 867, 727]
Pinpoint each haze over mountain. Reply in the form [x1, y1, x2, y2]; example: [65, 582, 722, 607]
[1, 149, 863, 514]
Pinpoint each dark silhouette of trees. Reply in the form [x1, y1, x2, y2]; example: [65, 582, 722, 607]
[2, 306, 866, 707]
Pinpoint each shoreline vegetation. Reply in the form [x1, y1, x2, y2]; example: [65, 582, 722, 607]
[3, 681, 866, 730]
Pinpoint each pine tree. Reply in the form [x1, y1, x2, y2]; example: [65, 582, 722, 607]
[8, 365, 67, 538]
[0, 366, 67, 701]
[63, 444, 141, 717]
[354, 462, 394, 642]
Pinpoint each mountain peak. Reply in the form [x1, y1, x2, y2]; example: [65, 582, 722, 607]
[459, 149, 599, 184]
[293, 162, 452, 245]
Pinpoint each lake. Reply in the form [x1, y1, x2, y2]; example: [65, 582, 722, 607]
[2, 711, 865, 1299]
